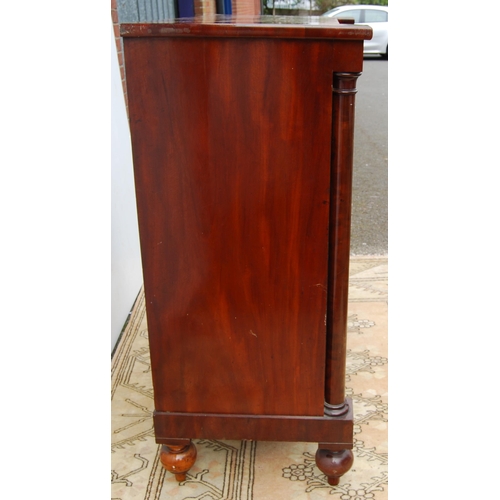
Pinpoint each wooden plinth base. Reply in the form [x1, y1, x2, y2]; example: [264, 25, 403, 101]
[154, 398, 353, 446]
[155, 399, 354, 485]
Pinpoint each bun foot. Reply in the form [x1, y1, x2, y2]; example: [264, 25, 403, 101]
[315, 448, 354, 486]
[160, 440, 197, 482]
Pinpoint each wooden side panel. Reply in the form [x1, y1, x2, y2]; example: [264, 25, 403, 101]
[125, 37, 335, 416]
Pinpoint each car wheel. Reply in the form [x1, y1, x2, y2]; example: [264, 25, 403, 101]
[380, 45, 388, 60]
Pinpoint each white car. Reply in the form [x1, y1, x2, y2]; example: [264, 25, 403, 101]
[322, 5, 388, 59]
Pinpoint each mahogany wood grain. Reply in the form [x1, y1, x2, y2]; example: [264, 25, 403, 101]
[160, 440, 197, 482]
[153, 398, 353, 444]
[125, 36, 340, 417]
[122, 16, 371, 484]
[315, 448, 354, 485]
[325, 72, 361, 408]
[120, 15, 372, 41]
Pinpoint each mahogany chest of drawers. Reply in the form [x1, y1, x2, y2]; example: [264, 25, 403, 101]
[121, 15, 372, 485]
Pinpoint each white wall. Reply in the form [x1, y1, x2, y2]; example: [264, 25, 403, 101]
[111, 21, 143, 352]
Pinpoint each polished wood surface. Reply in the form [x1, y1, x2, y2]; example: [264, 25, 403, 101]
[315, 448, 354, 486]
[126, 36, 342, 417]
[122, 16, 371, 484]
[153, 398, 353, 444]
[160, 441, 197, 482]
[121, 14, 372, 40]
[325, 72, 361, 410]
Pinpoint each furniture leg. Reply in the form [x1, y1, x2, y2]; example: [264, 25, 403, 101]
[159, 439, 197, 482]
[315, 447, 354, 486]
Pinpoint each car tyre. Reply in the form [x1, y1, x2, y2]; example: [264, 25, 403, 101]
[380, 45, 388, 60]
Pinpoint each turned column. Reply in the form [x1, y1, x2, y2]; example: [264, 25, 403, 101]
[317, 71, 361, 485]
[325, 71, 360, 415]
[160, 439, 197, 482]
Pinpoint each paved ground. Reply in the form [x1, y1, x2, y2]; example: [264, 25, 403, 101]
[350, 56, 388, 255]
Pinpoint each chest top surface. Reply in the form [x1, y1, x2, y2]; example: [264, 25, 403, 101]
[120, 14, 373, 40]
